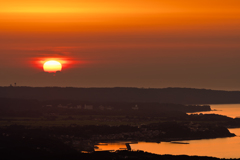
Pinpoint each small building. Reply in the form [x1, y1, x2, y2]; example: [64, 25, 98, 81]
[84, 104, 93, 110]
[132, 105, 139, 110]
[106, 106, 113, 110]
[77, 105, 82, 109]
[99, 105, 105, 110]
[58, 104, 68, 108]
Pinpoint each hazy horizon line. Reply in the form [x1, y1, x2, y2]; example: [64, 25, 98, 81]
[2, 85, 240, 92]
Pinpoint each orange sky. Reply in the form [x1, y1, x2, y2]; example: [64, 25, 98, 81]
[1, 0, 240, 90]
[1, 0, 240, 13]
[1, 0, 240, 33]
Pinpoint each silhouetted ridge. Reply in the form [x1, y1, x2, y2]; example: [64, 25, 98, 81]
[1, 86, 240, 104]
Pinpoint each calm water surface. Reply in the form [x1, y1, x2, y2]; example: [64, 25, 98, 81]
[189, 104, 240, 118]
[96, 128, 240, 158]
[96, 104, 240, 158]
[131, 128, 240, 158]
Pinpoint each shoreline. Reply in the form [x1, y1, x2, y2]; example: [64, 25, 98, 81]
[94, 133, 236, 149]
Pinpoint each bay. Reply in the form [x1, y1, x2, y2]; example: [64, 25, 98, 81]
[189, 104, 240, 118]
[96, 104, 240, 158]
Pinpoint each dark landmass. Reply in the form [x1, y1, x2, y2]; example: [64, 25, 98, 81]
[0, 92, 240, 159]
[0, 122, 234, 152]
[0, 123, 236, 160]
[1, 97, 240, 128]
[0, 97, 238, 159]
[0, 97, 210, 117]
[1, 86, 240, 104]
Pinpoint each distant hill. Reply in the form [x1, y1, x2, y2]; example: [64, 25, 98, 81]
[1, 86, 240, 104]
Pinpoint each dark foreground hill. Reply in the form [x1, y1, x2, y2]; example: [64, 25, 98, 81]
[1, 86, 240, 104]
[0, 149, 237, 160]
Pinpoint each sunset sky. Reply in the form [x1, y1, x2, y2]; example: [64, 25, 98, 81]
[1, 0, 240, 90]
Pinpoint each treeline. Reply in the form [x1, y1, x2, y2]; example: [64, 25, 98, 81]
[1, 86, 240, 104]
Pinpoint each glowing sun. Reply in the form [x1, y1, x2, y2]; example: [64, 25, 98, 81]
[43, 60, 62, 73]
